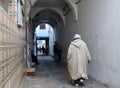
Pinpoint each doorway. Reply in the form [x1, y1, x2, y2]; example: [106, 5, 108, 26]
[34, 23, 55, 57]
[37, 38, 49, 55]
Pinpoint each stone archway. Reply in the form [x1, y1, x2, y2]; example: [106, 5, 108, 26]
[27, 0, 79, 21]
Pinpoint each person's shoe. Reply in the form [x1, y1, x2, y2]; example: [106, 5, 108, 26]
[74, 83, 79, 87]
[73, 80, 79, 87]
[79, 79, 84, 86]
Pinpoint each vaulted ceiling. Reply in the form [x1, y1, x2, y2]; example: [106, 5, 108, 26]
[28, 0, 79, 29]
[33, 0, 66, 8]
[29, 0, 67, 28]
[32, 9, 63, 28]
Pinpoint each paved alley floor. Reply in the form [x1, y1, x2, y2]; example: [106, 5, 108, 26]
[24, 56, 108, 88]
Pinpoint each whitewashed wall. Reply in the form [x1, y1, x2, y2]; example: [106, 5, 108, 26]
[59, 0, 120, 87]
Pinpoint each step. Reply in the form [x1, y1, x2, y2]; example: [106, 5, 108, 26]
[26, 68, 36, 76]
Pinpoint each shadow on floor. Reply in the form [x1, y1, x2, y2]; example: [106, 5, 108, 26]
[24, 56, 108, 88]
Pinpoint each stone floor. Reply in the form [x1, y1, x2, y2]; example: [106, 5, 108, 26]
[24, 56, 108, 88]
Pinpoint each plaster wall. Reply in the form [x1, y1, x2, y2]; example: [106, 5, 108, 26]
[59, 0, 120, 87]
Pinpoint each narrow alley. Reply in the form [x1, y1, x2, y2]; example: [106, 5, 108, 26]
[0, 0, 120, 88]
[24, 56, 107, 88]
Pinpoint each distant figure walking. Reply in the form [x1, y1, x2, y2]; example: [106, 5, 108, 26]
[67, 34, 91, 87]
[54, 41, 62, 62]
[31, 50, 39, 65]
[42, 46, 46, 55]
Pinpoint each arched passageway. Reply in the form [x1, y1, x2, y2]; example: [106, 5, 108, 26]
[25, 1, 107, 88]
[1, 0, 120, 88]
[27, 8, 65, 66]
[25, 0, 120, 88]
